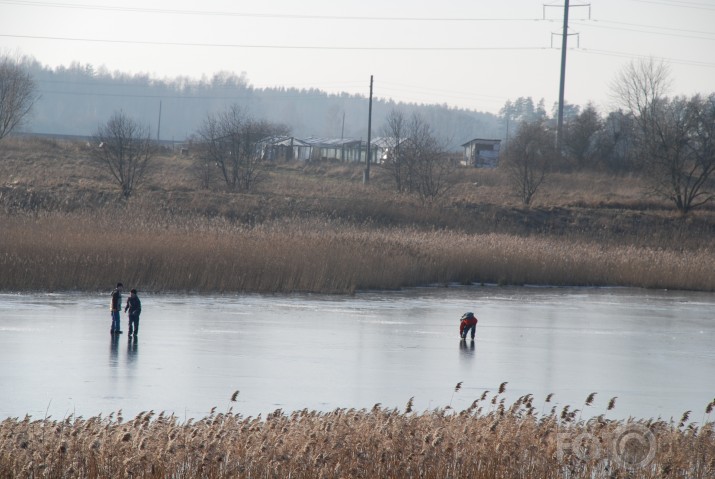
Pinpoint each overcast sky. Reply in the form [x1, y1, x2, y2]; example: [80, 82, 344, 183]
[1, 0, 713, 114]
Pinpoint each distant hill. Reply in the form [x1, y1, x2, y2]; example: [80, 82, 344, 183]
[21, 59, 503, 149]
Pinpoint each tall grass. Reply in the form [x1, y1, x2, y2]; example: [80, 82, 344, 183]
[1, 210, 714, 293]
[1, 391, 713, 478]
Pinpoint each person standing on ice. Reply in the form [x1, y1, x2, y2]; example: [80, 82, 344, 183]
[124, 288, 142, 338]
[459, 312, 478, 340]
[110, 282, 123, 334]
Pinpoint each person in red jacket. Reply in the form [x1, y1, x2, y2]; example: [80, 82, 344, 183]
[459, 312, 478, 340]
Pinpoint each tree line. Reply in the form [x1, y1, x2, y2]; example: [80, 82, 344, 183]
[13, 56, 500, 148]
[1, 55, 714, 213]
[502, 59, 715, 214]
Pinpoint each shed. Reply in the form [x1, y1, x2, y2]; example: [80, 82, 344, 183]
[259, 136, 311, 161]
[303, 137, 363, 162]
[461, 138, 501, 168]
[370, 137, 410, 164]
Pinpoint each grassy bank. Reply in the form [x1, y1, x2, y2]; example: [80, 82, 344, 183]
[2, 137, 715, 293]
[2, 390, 713, 478]
[2, 211, 715, 293]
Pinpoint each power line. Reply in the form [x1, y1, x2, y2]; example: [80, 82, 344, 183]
[0, 0, 544, 22]
[577, 48, 715, 68]
[573, 20, 715, 41]
[628, 0, 715, 11]
[378, 81, 507, 102]
[11, 1, 702, 38]
[586, 19, 715, 37]
[0, 33, 549, 51]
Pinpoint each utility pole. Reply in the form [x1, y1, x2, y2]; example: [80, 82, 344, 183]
[545, 1, 589, 152]
[340, 111, 346, 162]
[157, 100, 162, 143]
[364, 75, 373, 185]
[341, 111, 345, 139]
[556, 0, 569, 153]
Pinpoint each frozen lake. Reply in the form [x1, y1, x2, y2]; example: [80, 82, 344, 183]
[1, 287, 713, 422]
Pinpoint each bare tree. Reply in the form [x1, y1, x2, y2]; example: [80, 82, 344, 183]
[612, 59, 715, 213]
[197, 105, 242, 190]
[0, 56, 39, 141]
[183, 136, 215, 190]
[688, 93, 715, 193]
[92, 112, 154, 199]
[645, 95, 715, 213]
[379, 109, 410, 192]
[237, 119, 287, 191]
[610, 58, 672, 126]
[406, 114, 454, 202]
[379, 111, 453, 199]
[196, 105, 287, 192]
[502, 120, 554, 205]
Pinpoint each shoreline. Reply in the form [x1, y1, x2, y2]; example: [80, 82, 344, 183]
[0, 282, 711, 296]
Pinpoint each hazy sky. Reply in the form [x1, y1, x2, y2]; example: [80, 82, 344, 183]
[1, 0, 713, 114]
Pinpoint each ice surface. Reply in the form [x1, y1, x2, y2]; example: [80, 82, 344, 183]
[1, 286, 713, 422]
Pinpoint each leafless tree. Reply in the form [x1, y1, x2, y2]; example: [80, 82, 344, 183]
[0, 56, 39, 141]
[379, 111, 453, 200]
[406, 114, 454, 202]
[612, 59, 715, 213]
[196, 105, 288, 191]
[238, 119, 286, 191]
[502, 120, 555, 205]
[610, 58, 672, 126]
[91, 111, 154, 199]
[197, 105, 241, 190]
[379, 109, 410, 192]
[182, 136, 215, 190]
[644, 94, 715, 213]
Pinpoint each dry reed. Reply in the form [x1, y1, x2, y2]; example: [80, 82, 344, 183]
[2, 138, 715, 293]
[1, 390, 712, 478]
[2, 210, 715, 293]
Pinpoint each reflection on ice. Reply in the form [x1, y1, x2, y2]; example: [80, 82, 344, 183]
[0, 286, 713, 422]
[459, 339, 476, 359]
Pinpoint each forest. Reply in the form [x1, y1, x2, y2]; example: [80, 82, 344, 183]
[21, 58, 504, 147]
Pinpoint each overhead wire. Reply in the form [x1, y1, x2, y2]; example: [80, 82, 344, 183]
[576, 48, 715, 68]
[585, 18, 715, 37]
[0, 34, 550, 51]
[572, 20, 715, 41]
[2, 1, 711, 61]
[0, 0, 542, 22]
[4, 0, 713, 108]
[627, 0, 715, 11]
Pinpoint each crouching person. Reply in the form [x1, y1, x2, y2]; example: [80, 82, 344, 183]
[459, 312, 478, 340]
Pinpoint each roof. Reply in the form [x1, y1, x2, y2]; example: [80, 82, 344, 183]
[260, 135, 311, 147]
[302, 137, 363, 147]
[461, 138, 502, 148]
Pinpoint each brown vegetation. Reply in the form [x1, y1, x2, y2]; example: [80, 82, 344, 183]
[1, 389, 713, 478]
[1, 137, 715, 293]
[2, 139, 715, 478]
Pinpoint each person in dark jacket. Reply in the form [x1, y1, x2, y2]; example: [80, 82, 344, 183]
[110, 282, 123, 334]
[124, 289, 142, 337]
[459, 312, 478, 340]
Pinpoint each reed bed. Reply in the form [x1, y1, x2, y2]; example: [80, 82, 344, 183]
[1, 389, 713, 479]
[2, 211, 715, 293]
